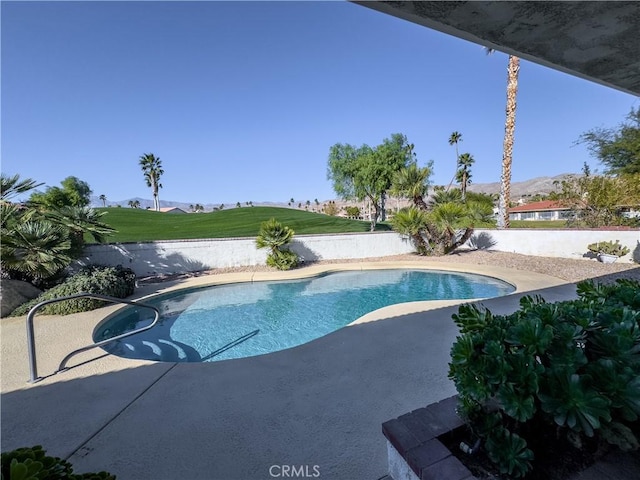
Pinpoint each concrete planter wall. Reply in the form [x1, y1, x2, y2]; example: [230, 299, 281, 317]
[79, 229, 639, 277]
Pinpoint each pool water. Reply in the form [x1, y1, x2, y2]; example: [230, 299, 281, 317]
[95, 269, 514, 362]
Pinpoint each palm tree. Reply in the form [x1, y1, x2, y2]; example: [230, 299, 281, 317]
[256, 218, 294, 254]
[391, 163, 432, 211]
[429, 188, 462, 207]
[99, 194, 107, 207]
[139, 153, 164, 211]
[488, 52, 521, 229]
[391, 207, 430, 255]
[428, 201, 492, 255]
[0, 174, 73, 283]
[46, 206, 116, 256]
[1, 174, 43, 202]
[255, 218, 298, 270]
[1, 221, 72, 283]
[447, 132, 463, 191]
[456, 153, 475, 200]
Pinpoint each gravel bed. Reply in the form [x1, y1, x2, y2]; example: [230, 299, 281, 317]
[139, 250, 639, 285]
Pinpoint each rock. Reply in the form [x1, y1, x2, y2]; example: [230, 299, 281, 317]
[1, 280, 42, 317]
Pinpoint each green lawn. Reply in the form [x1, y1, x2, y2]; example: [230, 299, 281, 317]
[508, 220, 569, 229]
[96, 206, 392, 243]
[95, 207, 571, 244]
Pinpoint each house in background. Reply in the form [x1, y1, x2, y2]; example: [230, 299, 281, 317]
[158, 207, 187, 214]
[508, 200, 570, 221]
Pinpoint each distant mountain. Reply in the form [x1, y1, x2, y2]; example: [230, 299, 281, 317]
[92, 175, 578, 211]
[466, 174, 578, 198]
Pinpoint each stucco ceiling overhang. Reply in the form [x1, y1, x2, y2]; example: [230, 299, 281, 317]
[354, 1, 640, 96]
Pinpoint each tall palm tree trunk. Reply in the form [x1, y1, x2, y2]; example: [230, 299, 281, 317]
[153, 184, 159, 211]
[446, 143, 460, 192]
[497, 55, 520, 229]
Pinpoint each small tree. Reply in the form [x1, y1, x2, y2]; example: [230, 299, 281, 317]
[99, 194, 107, 207]
[345, 206, 360, 218]
[556, 168, 640, 227]
[256, 218, 299, 270]
[323, 201, 338, 216]
[578, 107, 640, 175]
[327, 133, 414, 231]
[29, 176, 92, 209]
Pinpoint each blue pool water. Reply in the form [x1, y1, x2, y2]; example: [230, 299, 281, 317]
[95, 269, 514, 363]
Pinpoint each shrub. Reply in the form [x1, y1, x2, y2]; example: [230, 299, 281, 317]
[587, 240, 630, 257]
[265, 249, 299, 270]
[449, 279, 640, 478]
[11, 265, 136, 316]
[1, 445, 115, 479]
[256, 218, 299, 270]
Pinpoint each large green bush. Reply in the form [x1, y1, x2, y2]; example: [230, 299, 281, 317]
[11, 265, 136, 316]
[449, 279, 640, 478]
[1, 445, 115, 479]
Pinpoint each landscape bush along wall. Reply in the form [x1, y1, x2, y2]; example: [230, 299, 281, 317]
[79, 233, 415, 276]
[79, 230, 639, 277]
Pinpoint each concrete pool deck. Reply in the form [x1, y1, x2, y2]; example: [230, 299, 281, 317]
[1, 262, 579, 479]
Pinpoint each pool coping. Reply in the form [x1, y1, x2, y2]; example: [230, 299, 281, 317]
[2, 261, 567, 391]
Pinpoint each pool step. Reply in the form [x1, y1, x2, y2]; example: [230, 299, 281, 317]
[120, 338, 192, 361]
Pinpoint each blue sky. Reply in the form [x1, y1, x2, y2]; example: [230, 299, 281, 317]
[2, 1, 638, 206]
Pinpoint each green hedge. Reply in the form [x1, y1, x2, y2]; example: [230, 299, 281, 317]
[449, 279, 640, 478]
[1, 445, 115, 479]
[11, 265, 136, 317]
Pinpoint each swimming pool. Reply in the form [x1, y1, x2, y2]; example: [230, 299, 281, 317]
[94, 269, 514, 363]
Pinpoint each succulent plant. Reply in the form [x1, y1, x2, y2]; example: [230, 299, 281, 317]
[587, 240, 630, 257]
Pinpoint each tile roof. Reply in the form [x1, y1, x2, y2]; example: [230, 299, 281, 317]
[509, 200, 569, 213]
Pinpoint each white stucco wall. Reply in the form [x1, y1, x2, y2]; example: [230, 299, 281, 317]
[80, 229, 639, 277]
[79, 233, 415, 277]
[465, 229, 639, 262]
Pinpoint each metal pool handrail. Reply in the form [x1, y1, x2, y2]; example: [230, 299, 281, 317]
[26, 292, 160, 383]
